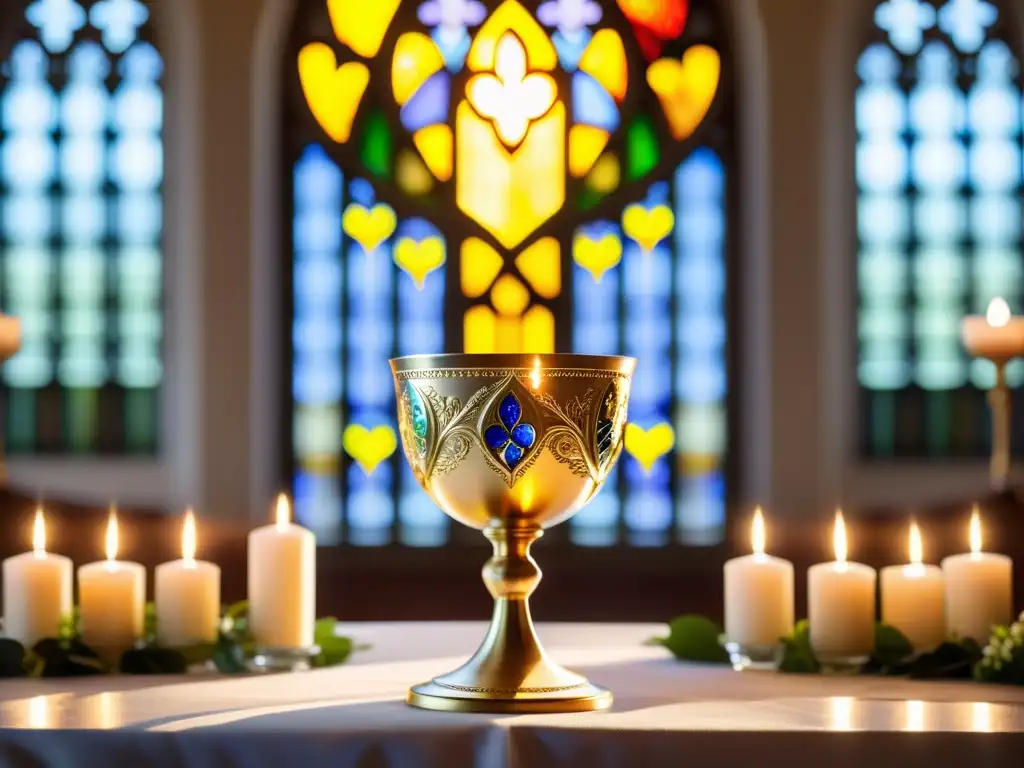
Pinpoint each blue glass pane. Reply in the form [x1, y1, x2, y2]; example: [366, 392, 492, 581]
[26, 0, 87, 54]
[572, 72, 618, 131]
[874, 0, 936, 55]
[938, 0, 997, 53]
[90, 0, 150, 54]
[400, 72, 450, 132]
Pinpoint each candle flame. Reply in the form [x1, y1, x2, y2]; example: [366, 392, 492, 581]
[909, 520, 923, 565]
[986, 297, 1011, 328]
[970, 505, 983, 554]
[529, 357, 541, 390]
[105, 508, 118, 562]
[833, 509, 847, 564]
[32, 506, 46, 555]
[275, 493, 291, 531]
[182, 508, 197, 563]
[751, 506, 766, 556]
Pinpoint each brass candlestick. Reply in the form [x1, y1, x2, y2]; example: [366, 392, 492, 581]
[989, 360, 1011, 491]
[962, 299, 1023, 492]
[391, 353, 635, 714]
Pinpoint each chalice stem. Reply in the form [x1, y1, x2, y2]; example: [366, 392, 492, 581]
[989, 362, 1011, 491]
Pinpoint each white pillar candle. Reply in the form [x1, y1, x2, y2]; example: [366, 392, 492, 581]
[961, 298, 1024, 360]
[78, 510, 146, 660]
[2, 507, 72, 647]
[808, 510, 877, 661]
[248, 494, 315, 649]
[942, 507, 1012, 643]
[724, 507, 794, 647]
[880, 521, 945, 652]
[155, 509, 221, 647]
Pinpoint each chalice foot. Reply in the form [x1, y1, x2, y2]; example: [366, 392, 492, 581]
[406, 523, 612, 714]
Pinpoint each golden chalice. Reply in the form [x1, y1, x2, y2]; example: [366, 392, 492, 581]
[391, 353, 635, 714]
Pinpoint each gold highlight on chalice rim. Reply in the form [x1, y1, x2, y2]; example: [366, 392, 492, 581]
[391, 353, 636, 714]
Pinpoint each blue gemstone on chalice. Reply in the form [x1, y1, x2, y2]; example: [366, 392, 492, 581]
[499, 394, 521, 430]
[511, 423, 535, 449]
[504, 442, 524, 468]
[484, 425, 510, 450]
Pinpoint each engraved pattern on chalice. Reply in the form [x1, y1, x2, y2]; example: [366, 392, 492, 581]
[391, 353, 635, 713]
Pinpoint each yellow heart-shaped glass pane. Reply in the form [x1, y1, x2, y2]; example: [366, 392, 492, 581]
[624, 422, 675, 474]
[393, 236, 446, 289]
[622, 203, 675, 253]
[342, 203, 397, 253]
[342, 424, 398, 475]
[298, 44, 369, 143]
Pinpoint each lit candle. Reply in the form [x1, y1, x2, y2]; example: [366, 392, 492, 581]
[880, 522, 945, 652]
[529, 356, 541, 390]
[155, 509, 221, 647]
[78, 509, 146, 660]
[808, 510, 877, 664]
[961, 297, 1024, 360]
[941, 507, 1012, 643]
[248, 494, 315, 649]
[723, 508, 794, 648]
[1, 507, 72, 646]
[0, 314, 21, 359]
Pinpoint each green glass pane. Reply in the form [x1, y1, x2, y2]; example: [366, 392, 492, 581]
[361, 110, 393, 178]
[65, 388, 98, 453]
[6, 389, 36, 453]
[869, 392, 896, 457]
[626, 116, 659, 180]
[925, 391, 951, 456]
[578, 188, 604, 210]
[126, 388, 158, 453]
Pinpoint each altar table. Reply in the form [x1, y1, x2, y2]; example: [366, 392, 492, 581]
[1, 622, 1023, 767]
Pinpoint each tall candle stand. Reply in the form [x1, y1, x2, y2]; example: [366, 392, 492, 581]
[962, 298, 1024, 493]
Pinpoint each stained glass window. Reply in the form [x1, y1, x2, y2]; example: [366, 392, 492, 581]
[0, 0, 163, 454]
[858, 0, 1024, 457]
[287, 0, 733, 546]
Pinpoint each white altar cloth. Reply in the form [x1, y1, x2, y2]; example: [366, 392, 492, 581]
[0, 622, 1023, 767]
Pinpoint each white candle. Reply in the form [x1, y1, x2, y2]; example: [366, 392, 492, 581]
[941, 507, 1012, 643]
[78, 510, 146, 660]
[155, 509, 221, 647]
[880, 521, 945, 652]
[1, 507, 72, 646]
[808, 510, 877, 661]
[724, 507, 794, 647]
[248, 494, 315, 649]
[962, 297, 1024, 360]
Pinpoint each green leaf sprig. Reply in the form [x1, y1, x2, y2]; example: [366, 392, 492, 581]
[656, 614, 986, 681]
[648, 615, 731, 664]
[0, 600, 366, 678]
[974, 612, 1024, 684]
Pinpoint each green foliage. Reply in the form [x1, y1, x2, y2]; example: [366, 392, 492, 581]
[32, 638, 105, 677]
[312, 617, 355, 668]
[0, 599, 364, 678]
[651, 615, 730, 664]
[974, 614, 1024, 684]
[778, 620, 819, 674]
[863, 623, 914, 673]
[909, 640, 980, 680]
[120, 647, 188, 675]
[0, 639, 27, 677]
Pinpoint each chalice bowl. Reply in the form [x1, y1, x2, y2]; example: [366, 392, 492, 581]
[391, 353, 635, 714]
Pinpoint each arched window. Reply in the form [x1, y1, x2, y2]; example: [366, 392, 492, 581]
[857, 0, 1022, 458]
[286, 0, 733, 546]
[0, 0, 163, 455]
